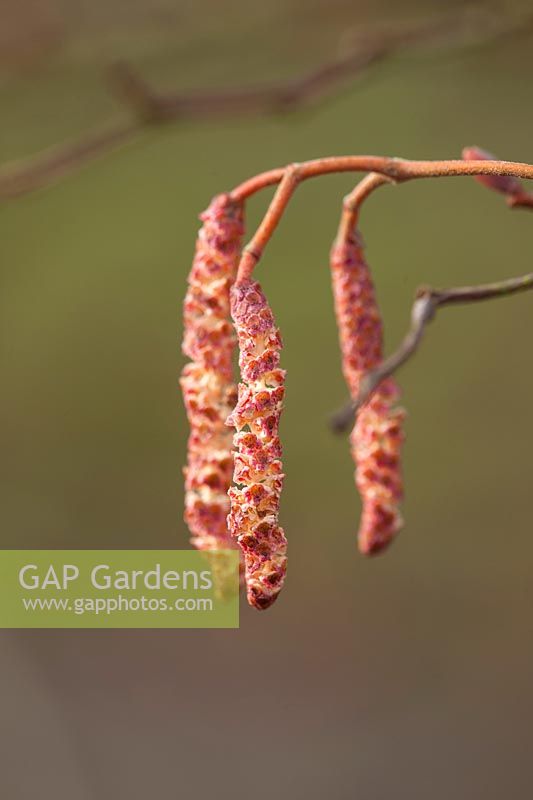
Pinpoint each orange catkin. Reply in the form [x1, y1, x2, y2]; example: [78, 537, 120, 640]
[180, 194, 244, 570]
[226, 279, 287, 609]
[330, 229, 405, 555]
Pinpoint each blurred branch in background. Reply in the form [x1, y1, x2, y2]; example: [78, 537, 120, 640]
[0, 2, 532, 202]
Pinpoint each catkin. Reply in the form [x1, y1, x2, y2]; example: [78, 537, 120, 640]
[180, 194, 244, 579]
[226, 279, 287, 609]
[330, 230, 405, 554]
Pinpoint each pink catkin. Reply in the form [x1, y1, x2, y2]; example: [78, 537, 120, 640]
[226, 279, 287, 609]
[180, 194, 244, 572]
[330, 230, 405, 555]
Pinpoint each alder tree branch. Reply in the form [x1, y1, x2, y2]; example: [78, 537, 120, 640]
[237, 165, 301, 283]
[0, 123, 140, 202]
[232, 147, 533, 289]
[330, 272, 533, 432]
[336, 172, 392, 242]
[231, 154, 533, 270]
[230, 155, 533, 202]
[1, 3, 531, 202]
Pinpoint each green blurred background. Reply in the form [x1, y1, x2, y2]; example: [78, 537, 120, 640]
[1, 1, 532, 797]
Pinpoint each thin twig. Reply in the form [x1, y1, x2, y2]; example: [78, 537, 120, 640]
[330, 272, 533, 432]
[237, 165, 301, 283]
[0, 123, 139, 201]
[231, 155, 533, 200]
[229, 156, 533, 274]
[336, 172, 393, 242]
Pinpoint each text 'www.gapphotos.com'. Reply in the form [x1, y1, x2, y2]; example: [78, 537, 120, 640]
[21, 596, 214, 615]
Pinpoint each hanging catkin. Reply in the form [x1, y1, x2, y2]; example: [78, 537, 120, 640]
[226, 279, 288, 609]
[330, 229, 405, 554]
[180, 194, 244, 585]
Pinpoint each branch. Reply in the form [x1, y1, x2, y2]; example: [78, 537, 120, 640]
[0, 123, 140, 202]
[108, 47, 388, 121]
[330, 272, 533, 432]
[336, 172, 393, 242]
[231, 155, 533, 201]
[108, 6, 533, 122]
[1, 4, 529, 202]
[237, 165, 301, 283]
[231, 156, 533, 272]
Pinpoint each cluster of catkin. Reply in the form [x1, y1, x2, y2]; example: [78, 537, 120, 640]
[181, 189, 405, 610]
[178, 145, 532, 609]
[180, 194, 244, 589]
[330, 230, 405, 554]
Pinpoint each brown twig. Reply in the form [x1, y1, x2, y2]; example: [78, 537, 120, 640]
[237, 165, 301, 283]
[233, 155, 533, 297]
[1, 4, 530, 202]
[336, 172, 393, 243]
[108, 62, 173, 123]
[330, 272, 533, 432]
[0, 122, 139, 202]
[230, 154, 533, 298]
[231, 156, 533, 202]
[109, 46, 389, 121]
